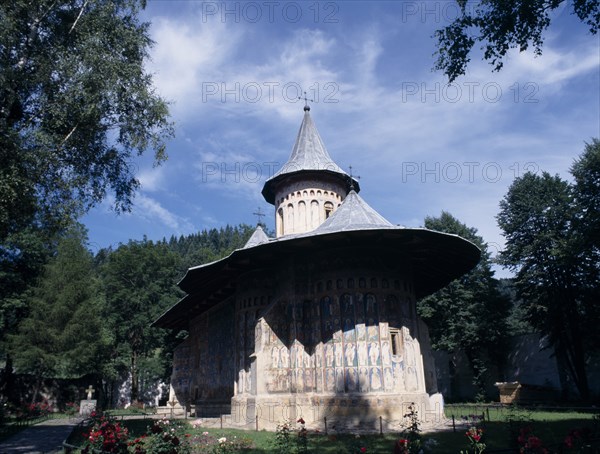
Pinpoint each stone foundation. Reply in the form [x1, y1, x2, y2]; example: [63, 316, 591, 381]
[231, 392, 443, 431]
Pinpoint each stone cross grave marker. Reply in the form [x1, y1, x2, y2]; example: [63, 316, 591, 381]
[86, 385, 95, 400]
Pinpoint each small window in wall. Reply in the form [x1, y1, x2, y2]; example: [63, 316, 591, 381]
[390, 328, 403, 356]
[324, 201, 334, 219]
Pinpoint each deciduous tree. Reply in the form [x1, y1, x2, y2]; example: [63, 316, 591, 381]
[497, 162, 596, 399]
[417, 212, 510, 399]
[101, 239, 182, 402]
[434, 0, 600, 82]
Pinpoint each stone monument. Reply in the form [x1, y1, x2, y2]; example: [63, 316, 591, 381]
[80, 385, 97, 416]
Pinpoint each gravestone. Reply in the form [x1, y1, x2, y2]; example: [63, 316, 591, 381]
[80, 385, 97, 416]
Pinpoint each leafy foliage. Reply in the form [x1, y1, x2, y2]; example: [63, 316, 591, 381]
[497, 140, 600, 400]
[0, 0, 172, 393]
[418, 212, 510, 399]
[0, 0, 173, 239]
[434, 0, 600, 82]
[9, 224, 109, 392]
[100, 239, 183, 402]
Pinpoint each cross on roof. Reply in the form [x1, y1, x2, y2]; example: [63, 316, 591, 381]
[348, 165, 361, 190]
[298, 91, 313, 112]
[253, 207, 265, 225]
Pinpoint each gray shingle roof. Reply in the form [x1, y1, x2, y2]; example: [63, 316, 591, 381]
[262, 111, 359, 203]
[313, 190, 396, 234]
[243, 225, 270, 248]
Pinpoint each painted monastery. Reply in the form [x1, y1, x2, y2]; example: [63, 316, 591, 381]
[154, 105, 480, 430]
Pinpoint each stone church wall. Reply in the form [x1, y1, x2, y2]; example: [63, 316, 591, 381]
[172, 297, 237, 414]
[173, 251, 445, 428]
[228, 252, 440, 429]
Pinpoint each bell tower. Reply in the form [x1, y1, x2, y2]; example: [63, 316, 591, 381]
[261, 105, 359, 237]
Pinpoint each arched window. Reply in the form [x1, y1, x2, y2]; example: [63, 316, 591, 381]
[277, 207, 284, 236]
[324, 201, 334, 219]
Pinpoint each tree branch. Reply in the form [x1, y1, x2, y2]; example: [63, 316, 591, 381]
[69, 0, 89, 34]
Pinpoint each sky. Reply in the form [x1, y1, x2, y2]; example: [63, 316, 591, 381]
[82, 0, 600, 277]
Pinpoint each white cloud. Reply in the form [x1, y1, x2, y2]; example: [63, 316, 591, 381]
[134, 194, 195, 234]
[137, 167, 166, 192]
[147, 15, 243, 118]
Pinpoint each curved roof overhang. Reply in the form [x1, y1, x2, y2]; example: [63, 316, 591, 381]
[153, 227, 480, 330]
[261, 169, 360, 205]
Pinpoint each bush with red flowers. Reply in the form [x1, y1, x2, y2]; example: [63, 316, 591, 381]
[81, 413, 129, 453]
[131, 418, 192, 454]
[517, 427, 548, 454]
[465, 426, 486, 453]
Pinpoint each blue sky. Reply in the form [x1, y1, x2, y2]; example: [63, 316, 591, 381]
[82, 1, 600, 277]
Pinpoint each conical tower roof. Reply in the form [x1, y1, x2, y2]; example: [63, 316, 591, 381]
[313, 190, 394, 234]
[262, 109, 359, 204]
[243, 225, 270, 248]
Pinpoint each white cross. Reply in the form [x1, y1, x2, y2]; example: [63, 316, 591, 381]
[86, 385, 95, 400]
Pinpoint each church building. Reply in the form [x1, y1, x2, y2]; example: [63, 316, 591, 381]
[154, 105, 480, 429]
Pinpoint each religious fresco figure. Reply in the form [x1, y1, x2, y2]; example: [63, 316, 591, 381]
[326, 368, 336, 391]
[370, 367, 382, 391]
[381, 341, 391, 366]
[316, 369, 323, 392]
[334, 343, 343, 367]
[271, 346, 280, 369]
[303, 349, 311, 368]
[356, 324, 366, 341]
[324, 342, 334, 367]
[342, 293, 354, 314]
[321, 296, 333, 316]
[296, 368, 304, 391]
[324, 319, 333, 338]
[368, 321, 379, 341]
[368, 341, 380, 366]
[357, 342, 368, 366]
[345, 343, 356, 366]
[380, 322, 389, 339]
[346, 367, 358, 392]
[365, 293, 377, 316]
[315, 343, 323, 367]
[344, 329, 355, 345]
[403, 329, 417, 368]
[304, 369, 314, 390]
[384, 367, 394, 391]
[359, 367, 369, 392]
[295, 344, 304, 369]
[335, 368, 345, 392]
[280, 346, 289, 368]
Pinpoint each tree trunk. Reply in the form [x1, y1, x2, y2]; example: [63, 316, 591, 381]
[131, 350, 139, 403]
[0, 354, 18, 405]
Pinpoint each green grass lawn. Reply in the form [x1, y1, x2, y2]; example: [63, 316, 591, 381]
[64, 406, 600, 453]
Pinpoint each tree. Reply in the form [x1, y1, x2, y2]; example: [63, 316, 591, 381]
[417, 212, 510, 400]
[570, 139, 600, 352]
[101, 239, 183, 403]
[8, 224, 109, 403]
[497, 167, 594, 400]
[0, 0, 172, 395]
[0, 0, 173, 239]
[434, 0, 600, 82]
